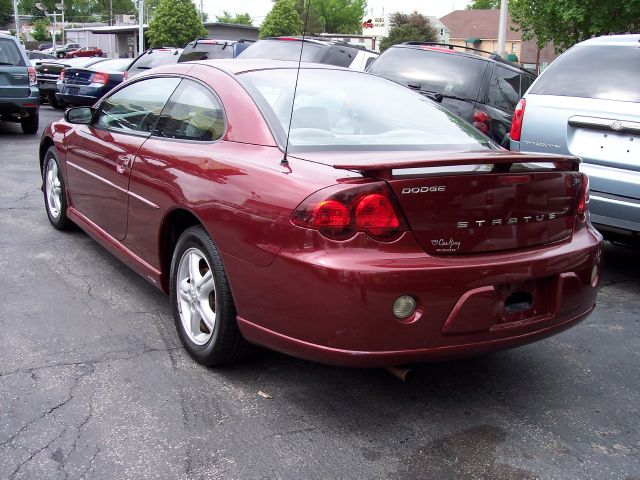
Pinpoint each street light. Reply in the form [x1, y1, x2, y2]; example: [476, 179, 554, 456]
[36, 2, 63, 50]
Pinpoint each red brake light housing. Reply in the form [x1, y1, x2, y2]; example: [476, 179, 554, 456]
[576, 173, 590, 226]
[292, 182, 408, 241]
[472, 110, 491, 134]
[510, 98, 526, 141]
[27, 66, 37, 86]
[60, 69, 66, 80]
[92, 72, 109, 84]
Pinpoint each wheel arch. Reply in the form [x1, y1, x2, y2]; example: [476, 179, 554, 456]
[159, 208, 205, 293]
[39, 137, 56, 176]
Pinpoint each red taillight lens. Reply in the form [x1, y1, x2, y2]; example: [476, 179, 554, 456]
[472, 110, 491, 134]
[312, 200, 350, 227]
[92, 72, 109, 84]
[355, 193, 400, 236]
[576, 173, 590, 218]
[60, 70, 66, 80]
[510, 98, 526, 141]
[291, 182, 407, 241]
[472, 121, 489, 133]
[27, 66, 37, 86]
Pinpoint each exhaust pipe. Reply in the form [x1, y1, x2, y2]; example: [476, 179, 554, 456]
[384, 365, 414, 382]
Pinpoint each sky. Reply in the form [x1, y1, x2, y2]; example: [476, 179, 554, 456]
[203, 0, 472, 26]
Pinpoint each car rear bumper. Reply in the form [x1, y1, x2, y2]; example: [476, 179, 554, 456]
[230, 225, 604, 367]
[56, 86, 105, 106]
[0, 91, 40, 116]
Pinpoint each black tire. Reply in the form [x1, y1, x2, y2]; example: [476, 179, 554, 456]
[42, 146, 73, 230]
[21, 111, 38, 134]
[170, 226, 252, 366]
[48, 92, 62, 109]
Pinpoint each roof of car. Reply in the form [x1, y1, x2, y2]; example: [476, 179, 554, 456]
[390, 42, 535, 75]
[577, 34, 640, 47]
[155, 58, 351, 75]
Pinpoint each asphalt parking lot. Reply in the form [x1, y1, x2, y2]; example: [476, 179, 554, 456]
[1, 105, 639, 479]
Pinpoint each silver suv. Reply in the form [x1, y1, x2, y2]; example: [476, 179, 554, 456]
[0, 34, 39, 134]
[511, 35, 640, 245]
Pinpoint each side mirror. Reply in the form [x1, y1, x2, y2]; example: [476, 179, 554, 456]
[65, 106, 93, 124]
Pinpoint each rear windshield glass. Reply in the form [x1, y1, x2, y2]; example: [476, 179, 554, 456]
[530, 45, 640, 102]
[239, 68, 496, 152]
[237, 40, 323, 62]
[128, 50, 180, 75]
[0, 38, 25, 66]
[179, 42, 234, 62]
[368, 47, 487, 102]
[90, 58, 131, 72]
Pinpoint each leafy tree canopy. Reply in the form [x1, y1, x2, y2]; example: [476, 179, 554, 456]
[380, 11, 437, 52]
[467, 0, 500, 9]
[260, 0, 300, 38]
[510, 0, 640, 52]
[31, 18, 51, 40]
[216, 10, 252, 25]
[147, 0, 206, 47]
[311, 0, 366, 34]
[295, 0, 322, 34]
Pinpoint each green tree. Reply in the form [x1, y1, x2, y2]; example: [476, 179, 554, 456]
[379, 11, 437, 52]
[510, 0, 640, 53]
[311, 0, 366, 34]
[147, 0, 206, 47]
[216, 10, 252, 25]
[31, 18, 51, 41]
[260, 0, 301, 38]
[296, 0, 322, 34]
[467, 0, 500, 8]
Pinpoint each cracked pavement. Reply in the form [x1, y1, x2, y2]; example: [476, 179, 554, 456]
[1, 107, 639, 479]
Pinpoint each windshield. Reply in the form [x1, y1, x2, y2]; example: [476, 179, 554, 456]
[128, 50, 180, 75]
[529, 45, 640, 103]
[368, 47, 487, 102]
[237, 40, 324, 62]
[179, 43, 234, 62]
[239, 68, 495, 152]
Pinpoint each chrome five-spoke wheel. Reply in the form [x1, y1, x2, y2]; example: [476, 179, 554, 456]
[45, 158, 62, 219]
[176, 247, 217, 345]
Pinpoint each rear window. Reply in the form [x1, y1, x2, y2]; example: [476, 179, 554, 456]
[368, 47, 487, 102]
[0, 38, 25, 66]
[90, 59, 131, 72]
[178, 42, 234, 62]
[128, 49, 181, 76]
[239, 68, 496, 152]
[237, 40, 324, 62]
[530, 45, 640, 103]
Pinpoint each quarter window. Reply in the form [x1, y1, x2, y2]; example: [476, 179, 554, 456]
[95, 77, 181, 133]
[488, 66, 520, 112]
[153, 80, 225, 141]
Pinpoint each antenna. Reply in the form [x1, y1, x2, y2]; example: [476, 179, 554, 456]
[281, 0, 312, 166]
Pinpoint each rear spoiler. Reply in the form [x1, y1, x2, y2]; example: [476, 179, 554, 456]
[332, 153, 581, 177]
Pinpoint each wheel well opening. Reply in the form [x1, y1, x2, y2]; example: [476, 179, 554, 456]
[160, 209, 201, 292]
[40, 138, 55, 175]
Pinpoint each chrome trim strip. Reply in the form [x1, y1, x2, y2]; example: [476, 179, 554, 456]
[569, 116, 640, 134]
[127, 190, 159, 209]
[67, 160, 126, 193]
[67, 160, 159, 209]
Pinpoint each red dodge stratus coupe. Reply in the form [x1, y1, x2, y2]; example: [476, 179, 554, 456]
[39, 59, 603, 367]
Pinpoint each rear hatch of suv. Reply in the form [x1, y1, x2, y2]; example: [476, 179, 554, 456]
[513, 41, 640, 231]
[0, 37, 31, 99]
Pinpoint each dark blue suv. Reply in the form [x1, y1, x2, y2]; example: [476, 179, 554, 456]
[0, 34, 39, 134]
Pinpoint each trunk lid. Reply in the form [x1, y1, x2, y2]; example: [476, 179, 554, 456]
[319, 150, 582, 254]
[62, 68, 94, 86]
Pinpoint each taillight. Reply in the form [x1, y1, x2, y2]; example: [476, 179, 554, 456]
[510, 98, 526, 141]
[27, 66, 37, 86]
[291, 182, 407, 241]
[92, 72, 109, 84]
[123, 71, 129, 80]
[60, 70, 66, 80]
[576, 173, 590, 220]
[472, 110, 490, 134]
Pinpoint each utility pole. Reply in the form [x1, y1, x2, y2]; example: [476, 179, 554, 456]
[137, 0, 144, 55]
[200, 0, 203, 22]
[497, 0, 508, 58]
[12, 0, 20, 41]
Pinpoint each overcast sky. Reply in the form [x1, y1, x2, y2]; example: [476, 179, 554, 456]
[203, 0, 472, 26]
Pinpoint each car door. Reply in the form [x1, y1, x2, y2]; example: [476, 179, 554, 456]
[64, 76, 181, 240]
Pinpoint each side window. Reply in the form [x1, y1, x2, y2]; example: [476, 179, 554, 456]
[488, 66, 520, 112]
[520, 74, 534, 96]
[153, 80, 225, 141]
[95, 77, 181, 133]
